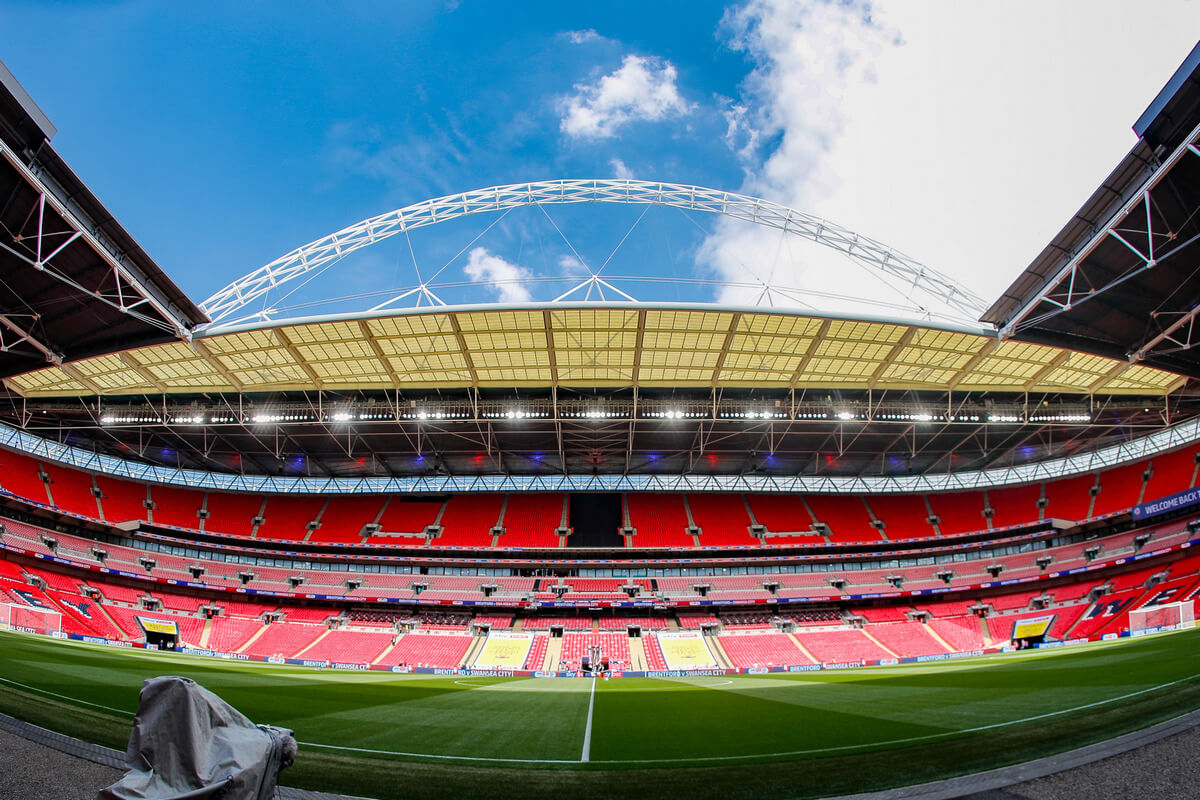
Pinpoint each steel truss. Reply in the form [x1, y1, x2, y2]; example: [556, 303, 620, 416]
[199, 179, 988, 326]
[3, 413, 1198, 497]
[1001, 123, 1200, 364]
[0, 141, 194, 351]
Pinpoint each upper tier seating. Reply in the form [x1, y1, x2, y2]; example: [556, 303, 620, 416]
[626, 494, 692, 547]
[927, 491, 987, 536]
[686, 494, 758, 546]
[864, 494, 937, 540]
[370, 498, 444, 545]
[435, 495, 501, 547]
[311, 496, 386, 543]
[1039, 473, 1095, 522]
[256, 496, 326, 541]
[500, 494, 563, 547]
[746, 494, 814, 535]
[987, 484, 1044, 529]
[0, 450, 51, 504]
[202, 491, 264, 537]
[147, 484, 206, 529]
[95, 476, 149, 524]
[1091, 461, 1149, 517]
[805, 495, 880, 543]
[41, 463, 97, 518]
[1144, 445, 1200, 501]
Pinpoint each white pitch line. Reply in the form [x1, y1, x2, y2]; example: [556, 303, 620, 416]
[298, 670, 1200, 766]
[0, 676, 133, 716]
[581, 676, 596, 763]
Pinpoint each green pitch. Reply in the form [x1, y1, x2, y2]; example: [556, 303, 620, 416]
[2, 629, 1200, 799]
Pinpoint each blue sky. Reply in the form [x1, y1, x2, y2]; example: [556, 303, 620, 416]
[2, 1, 1197, 327]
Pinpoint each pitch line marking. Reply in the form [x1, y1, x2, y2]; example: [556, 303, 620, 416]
[4, 646, 1198, 767]
[581, 676, 596, 763]
[297, 671, 1200, 765]
[0, 676, 133, 716]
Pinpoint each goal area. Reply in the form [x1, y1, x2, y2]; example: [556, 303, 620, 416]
[0, 602, 62, 635]
[1129, 601, 1195, 636]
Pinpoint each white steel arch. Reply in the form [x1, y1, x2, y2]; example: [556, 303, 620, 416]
[199, 179, 988, 327]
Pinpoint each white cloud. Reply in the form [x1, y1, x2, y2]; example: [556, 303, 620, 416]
[463, 247, 533, 303]
[609, 157, 634, 179]
[702, 0, 1200, 324]
[558, 254, 590, 277]
[561, 54, 692, 139]
[702, 0, 899, 313]
[566, 29, 601, 45]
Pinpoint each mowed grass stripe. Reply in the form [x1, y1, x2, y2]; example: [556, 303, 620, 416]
[2, 628, 1200, 769]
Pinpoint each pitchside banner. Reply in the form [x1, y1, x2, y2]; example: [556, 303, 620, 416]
[1132, 486, 1200, 521]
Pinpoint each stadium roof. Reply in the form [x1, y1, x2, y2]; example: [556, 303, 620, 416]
[1, 304, 1184, 398]
[0, 60, 206, 382]
[984, 42, 1200, 378]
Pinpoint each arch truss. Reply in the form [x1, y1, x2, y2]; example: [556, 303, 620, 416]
[200, 180, 988, 327]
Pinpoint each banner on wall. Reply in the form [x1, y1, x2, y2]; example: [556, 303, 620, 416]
[1132, 486, 1200, 521]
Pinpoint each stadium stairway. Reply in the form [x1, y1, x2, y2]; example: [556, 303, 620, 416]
[628, 636, 647, 670]
[707, 636, 734, 669]
[198, 618, 213, 649]
[371, 644, 396, 667]
[294, 629, 333, 658]
[861, 629, 901, 659]
[978, 616, 994, 647]
[545, 637, 563, 670]
[93, 603, 129, 642]
[461, 636, 487, 668]
[786, 632, 819, 663]
[235, 624, 271, 654]
[921, 623, 959, 653]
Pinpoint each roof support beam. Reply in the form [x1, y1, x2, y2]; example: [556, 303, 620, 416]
[447, 315, 479, 387]
[357, 320, 403, 388]
[0, 142, 196, 339]
[709, 312, 742, 387]
[190, 340, 245, 392]
[0, 311, 60, 365]
[789, 318, 831, 389]
[999, 122, 1200, 337]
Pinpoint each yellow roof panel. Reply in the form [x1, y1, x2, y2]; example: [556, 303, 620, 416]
[365, 314, 453, 337]
[374, 334, 460, 355]
[728, 333, 812, 355]
[0, 307, 1187, 396]
[456, 310, 544, 332]
[737, 313, 824, 336]
[471, 350, 551, 368]
[644, 309, 733, 331]
[462, 330, 547, 350]
[642, 331, 727, 350]
[550, 308, 639, 330]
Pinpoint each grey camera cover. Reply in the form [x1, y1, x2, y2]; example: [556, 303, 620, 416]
[98, 676, 296, 800]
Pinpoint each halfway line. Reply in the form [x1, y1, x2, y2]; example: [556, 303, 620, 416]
[581, 677, 597, 762]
